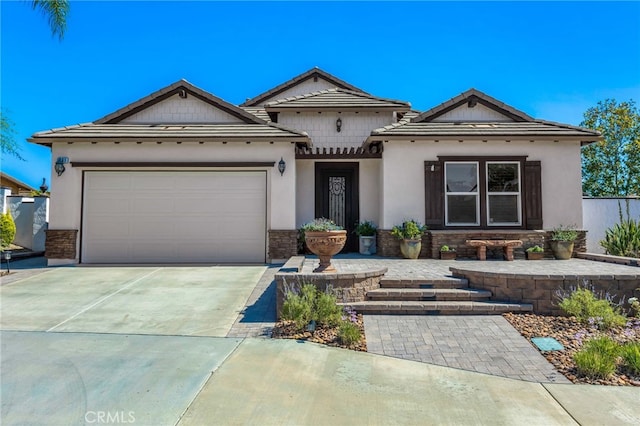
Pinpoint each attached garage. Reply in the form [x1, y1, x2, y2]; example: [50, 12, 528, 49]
[81, 171, 267, 263]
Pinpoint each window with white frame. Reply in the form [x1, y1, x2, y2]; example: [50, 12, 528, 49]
[486, 162, 521, 226]
[445, 162, 479, 226]
[444, 159, 522, 227]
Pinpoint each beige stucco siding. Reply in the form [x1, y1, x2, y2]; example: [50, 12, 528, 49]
[121, 94, 245, 124]
[48, 142, 296, 263]
[380, 140, 583, 229]
[280, 112, 393, 149]
[295, 159, 381, 228]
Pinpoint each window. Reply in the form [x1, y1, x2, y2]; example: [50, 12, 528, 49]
[445, 162, 479, 226]
[486, 162, 521, 226]
[443, 159, 522, 227]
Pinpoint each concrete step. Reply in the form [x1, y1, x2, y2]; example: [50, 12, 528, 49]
[379, 278, 469, 289]
[340, 301, 533, 315]
[366, 288, 492, 301]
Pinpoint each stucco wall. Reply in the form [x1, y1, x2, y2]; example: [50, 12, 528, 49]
[49, 142, 296, 263]
[583, 197, 640, 253]
[295, 159, 381, 228]
[121, 94, 244, 124]
[280, 111, 393, 149]
[380, 139, 584, 229]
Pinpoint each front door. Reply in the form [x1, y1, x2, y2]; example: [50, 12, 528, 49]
[315, 163, 359, 252]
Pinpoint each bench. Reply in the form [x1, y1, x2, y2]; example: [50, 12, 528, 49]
[465, 239, 523, 261]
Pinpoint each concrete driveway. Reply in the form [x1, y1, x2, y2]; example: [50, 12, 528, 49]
[1, 265, 266, 336]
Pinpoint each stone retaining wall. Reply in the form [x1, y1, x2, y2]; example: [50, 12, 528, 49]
[275, 267, 387, 318]
[450, 267, 640, 315]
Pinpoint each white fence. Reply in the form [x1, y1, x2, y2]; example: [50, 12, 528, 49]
[582, 197, 640, 254]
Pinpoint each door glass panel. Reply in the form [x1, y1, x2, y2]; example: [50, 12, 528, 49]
[328, 176, 346, 227]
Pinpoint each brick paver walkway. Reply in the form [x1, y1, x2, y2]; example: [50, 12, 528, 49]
[364, 315, 570, 383]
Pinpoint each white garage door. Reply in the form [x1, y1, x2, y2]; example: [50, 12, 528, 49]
[82, 171, 266, 263]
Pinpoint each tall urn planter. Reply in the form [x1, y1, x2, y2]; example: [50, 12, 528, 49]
[550, 225, 578, 260]
[301, 218, 346, 273]
[391, 220, 427, 260]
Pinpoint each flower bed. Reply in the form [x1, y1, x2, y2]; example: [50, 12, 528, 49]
[504, 312, 640, 386]
[271, 313, 367, 352]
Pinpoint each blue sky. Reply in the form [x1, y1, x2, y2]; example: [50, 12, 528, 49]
[2, 1, 639, 189]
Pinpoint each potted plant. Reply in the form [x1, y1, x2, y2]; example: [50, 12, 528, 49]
[550, 225, 578, 260]
[440, 245, 457, 260]
[302, 218, 347, 272]
[526, 245, 544, 260]
[355, 221, 377, 255]
[391, 220, 427, 259]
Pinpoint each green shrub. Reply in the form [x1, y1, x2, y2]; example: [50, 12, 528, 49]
[355, 221, 377, 237]
[338, 320, 362, 346]
[391, 220, 427, 240]
[301, 218, 343, 232]
[281, 283, 342, 331]
[314, 290, 342, 327]
[551, 224, 579, 241]
[558, 287, 627, 330]
[620, 342, 640, 375]
[526, 245, 544, 253]
[573, 337, 620, 379]
[0, 212, 16, 248]
[600, 219, 640, 258]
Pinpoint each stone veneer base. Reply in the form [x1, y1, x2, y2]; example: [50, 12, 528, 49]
[268, 230, 298, 261]
[274, 257, 387, 318]
[45, 229, 78, 259]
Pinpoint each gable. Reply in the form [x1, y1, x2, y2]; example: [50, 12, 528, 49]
[241, 67, 367, 107]
[431, 102, 514, 122]
[121, 93, 245, 124]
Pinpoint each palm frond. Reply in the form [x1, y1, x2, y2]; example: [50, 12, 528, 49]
[32, 0, 69, 40]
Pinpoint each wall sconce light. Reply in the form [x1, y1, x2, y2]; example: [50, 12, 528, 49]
[336, 117, 342, 132]
[55, 157, 69, 176]
[278, 157, 286, 176]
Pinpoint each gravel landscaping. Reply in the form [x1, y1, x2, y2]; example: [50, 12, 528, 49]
[504, 312, 640, 386]
[271, 314, 367, 352]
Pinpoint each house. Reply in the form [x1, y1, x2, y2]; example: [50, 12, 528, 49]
[1, 172, 37, 197]
[29, 68, 601, 265]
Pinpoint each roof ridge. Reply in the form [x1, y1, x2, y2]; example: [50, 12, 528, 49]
[533, 119, 601, 135]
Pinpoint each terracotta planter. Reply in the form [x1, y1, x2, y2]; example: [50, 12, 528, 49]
[440, 251, 457, 260]
[305, 230, 347, 272]
[551, 241, 574, 260]
[400, 239, 421, 259]
[526, 251, 544, 260]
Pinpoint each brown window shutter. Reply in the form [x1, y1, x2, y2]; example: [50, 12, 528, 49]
[424, 161, 444, 229]
[524, 161, 543, 229]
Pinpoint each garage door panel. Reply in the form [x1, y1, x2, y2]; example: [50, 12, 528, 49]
[82, 171, 266, 263]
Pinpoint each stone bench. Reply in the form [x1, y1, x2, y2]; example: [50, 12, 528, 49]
[465, 239, 523, 261]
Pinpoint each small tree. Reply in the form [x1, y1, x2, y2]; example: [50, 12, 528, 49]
[0, 212, 17, 249]
[581, 99, 640, 197]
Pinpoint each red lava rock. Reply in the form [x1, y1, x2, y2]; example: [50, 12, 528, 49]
[503, 312, 640, 386]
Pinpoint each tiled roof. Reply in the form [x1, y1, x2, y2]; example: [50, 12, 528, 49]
[29, 123, 310, 146]
[368, 121, 602, 142]
[264, 88, 411, 111]
[240, 67, 368, 107]
[0, 172, 36, 191]
[95, 79, 265, 125]
[241, 107, 271, 121]
[412, 88, 534, 123]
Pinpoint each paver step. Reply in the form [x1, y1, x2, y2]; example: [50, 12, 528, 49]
[379, 278, 469, 289]
[366, 288, 492, 301]
[339, 300, 533, 315]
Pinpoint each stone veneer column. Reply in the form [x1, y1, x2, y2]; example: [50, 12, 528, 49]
[45, 230, 78, 259]
[268, 230, 298, 260]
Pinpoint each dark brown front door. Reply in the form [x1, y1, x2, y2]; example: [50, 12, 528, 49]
[315, 162, 359, 252]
